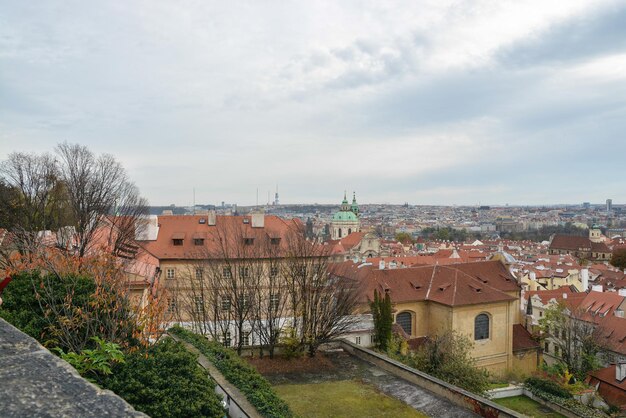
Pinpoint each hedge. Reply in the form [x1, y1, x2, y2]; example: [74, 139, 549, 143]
[102, 338, 225, 418]
[524, 376, 572, 399]
[525, 377, 607, 418]
[169, 326, 295, 418]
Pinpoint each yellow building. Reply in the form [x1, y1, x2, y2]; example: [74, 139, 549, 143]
[331, 260, 540, 376]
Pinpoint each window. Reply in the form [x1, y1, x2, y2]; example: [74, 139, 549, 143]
[269, 293, 280, 310]
[239, 267, 250, 278]
[270, 238, 281, 245]
[195, 268, 203, 280]
[193, 238, 204, 246]
[238, 293, 250, 309]
[223, 267, 232, 279]
[244, 238, 254, 245]
[167, 298, 177, 313]
[474, 313, 490, 340]
[561, 329, 566, 340]
[396, 312, 412, 336]
[355, 336, 361, 345]
[194, 296, 204, 313]
[166, 268, 175, 280]
[241, 332, 251, 346]
[544, 342, 550, 352]
[173, 239, 183, 246]
[270, 266, 279, 278]
[554, 346, 560, 357]
[221, 295, 231, 312]
[371, 334, 377, 344]
[539, 311, 543, 317]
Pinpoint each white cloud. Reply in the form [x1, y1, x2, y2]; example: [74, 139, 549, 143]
[1, 0, 625, 205]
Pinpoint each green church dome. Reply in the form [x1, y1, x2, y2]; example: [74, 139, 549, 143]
[332, 211, 359, 221]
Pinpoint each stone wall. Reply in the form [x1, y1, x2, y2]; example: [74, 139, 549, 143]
[0, 318, 148, 418]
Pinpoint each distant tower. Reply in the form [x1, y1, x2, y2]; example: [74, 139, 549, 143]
[606, 199, 613, 213]
[274, 185, 279, 206]
[305, 217, 314, 239]
[350, 191, 359, 216]
[589, 224, 603, 243]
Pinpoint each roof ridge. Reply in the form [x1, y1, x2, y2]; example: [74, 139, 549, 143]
[425, 265, 437, 300]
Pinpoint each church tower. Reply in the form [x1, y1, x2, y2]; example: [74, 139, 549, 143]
[330, 191, 361, 240]
[589, 225, 603, 243]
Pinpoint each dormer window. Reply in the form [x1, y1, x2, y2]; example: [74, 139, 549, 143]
[270, 238, 281, 245]
[244, 238, 254, 245]
[172, 232, 185, 246]
[194, 238, 204, 246]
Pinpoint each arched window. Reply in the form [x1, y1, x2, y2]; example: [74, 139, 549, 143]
[348, 228, 352, 234]
[338, 228, 342, 238]
[396, 311, 412, 336]
[474, 313, 490, 340]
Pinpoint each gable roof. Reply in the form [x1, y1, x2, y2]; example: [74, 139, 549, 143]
[550, 234, 592, 251]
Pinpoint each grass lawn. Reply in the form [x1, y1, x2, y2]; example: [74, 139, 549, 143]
[494, 396, 566, 418]
[274, 379, 427, 418]
[488, 382, 510, 390]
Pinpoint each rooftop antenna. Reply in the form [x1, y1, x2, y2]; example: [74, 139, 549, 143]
[193, 187, 196, 214]
[256, 187, 259, 208]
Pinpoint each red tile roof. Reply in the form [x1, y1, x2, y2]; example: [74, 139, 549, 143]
[596, 316, 626, 355]
[140, 215, 302, 260]
[330, 260, 519, 307]
[512, 324, 540, 352]
[588, 365, 626, 407]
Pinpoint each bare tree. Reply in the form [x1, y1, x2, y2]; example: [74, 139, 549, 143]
[0, 152, 61, 254]
[55, 142, 148, 257]
[284, 223, 362, 357]
[250, 233, 290, 358]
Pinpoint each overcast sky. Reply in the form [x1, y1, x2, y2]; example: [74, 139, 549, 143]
[1, 1, 625, 206]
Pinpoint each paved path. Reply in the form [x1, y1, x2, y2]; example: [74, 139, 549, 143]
[264, 350, 478, 418]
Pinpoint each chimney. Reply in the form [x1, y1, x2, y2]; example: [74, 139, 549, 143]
[617, 361, 626, 382]
[619, 288, 626, 297]
[592, 284, 603, 293]
[379, 260, 385, 270]
[251, 212, 265, 228]
[529, 271, 537, 281]
[207, 210, 216, 226]
[563, 293, 568, 299]
[581, 268, 589, 291]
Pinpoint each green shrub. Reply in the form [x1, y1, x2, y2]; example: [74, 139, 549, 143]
[55, 336, 125, 383]
[279, 327, 303, 359]
[387, 331, 490, 396]
[0, 271, 95, 345]
[525, 376, 572, 399]
[170, 326, 295, 418]
[101, 338, 224, 418]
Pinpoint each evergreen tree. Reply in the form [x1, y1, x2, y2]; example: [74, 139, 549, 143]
[370, 289, 393, 351]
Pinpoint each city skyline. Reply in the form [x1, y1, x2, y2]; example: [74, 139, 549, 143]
[2, 1, 626, 206]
